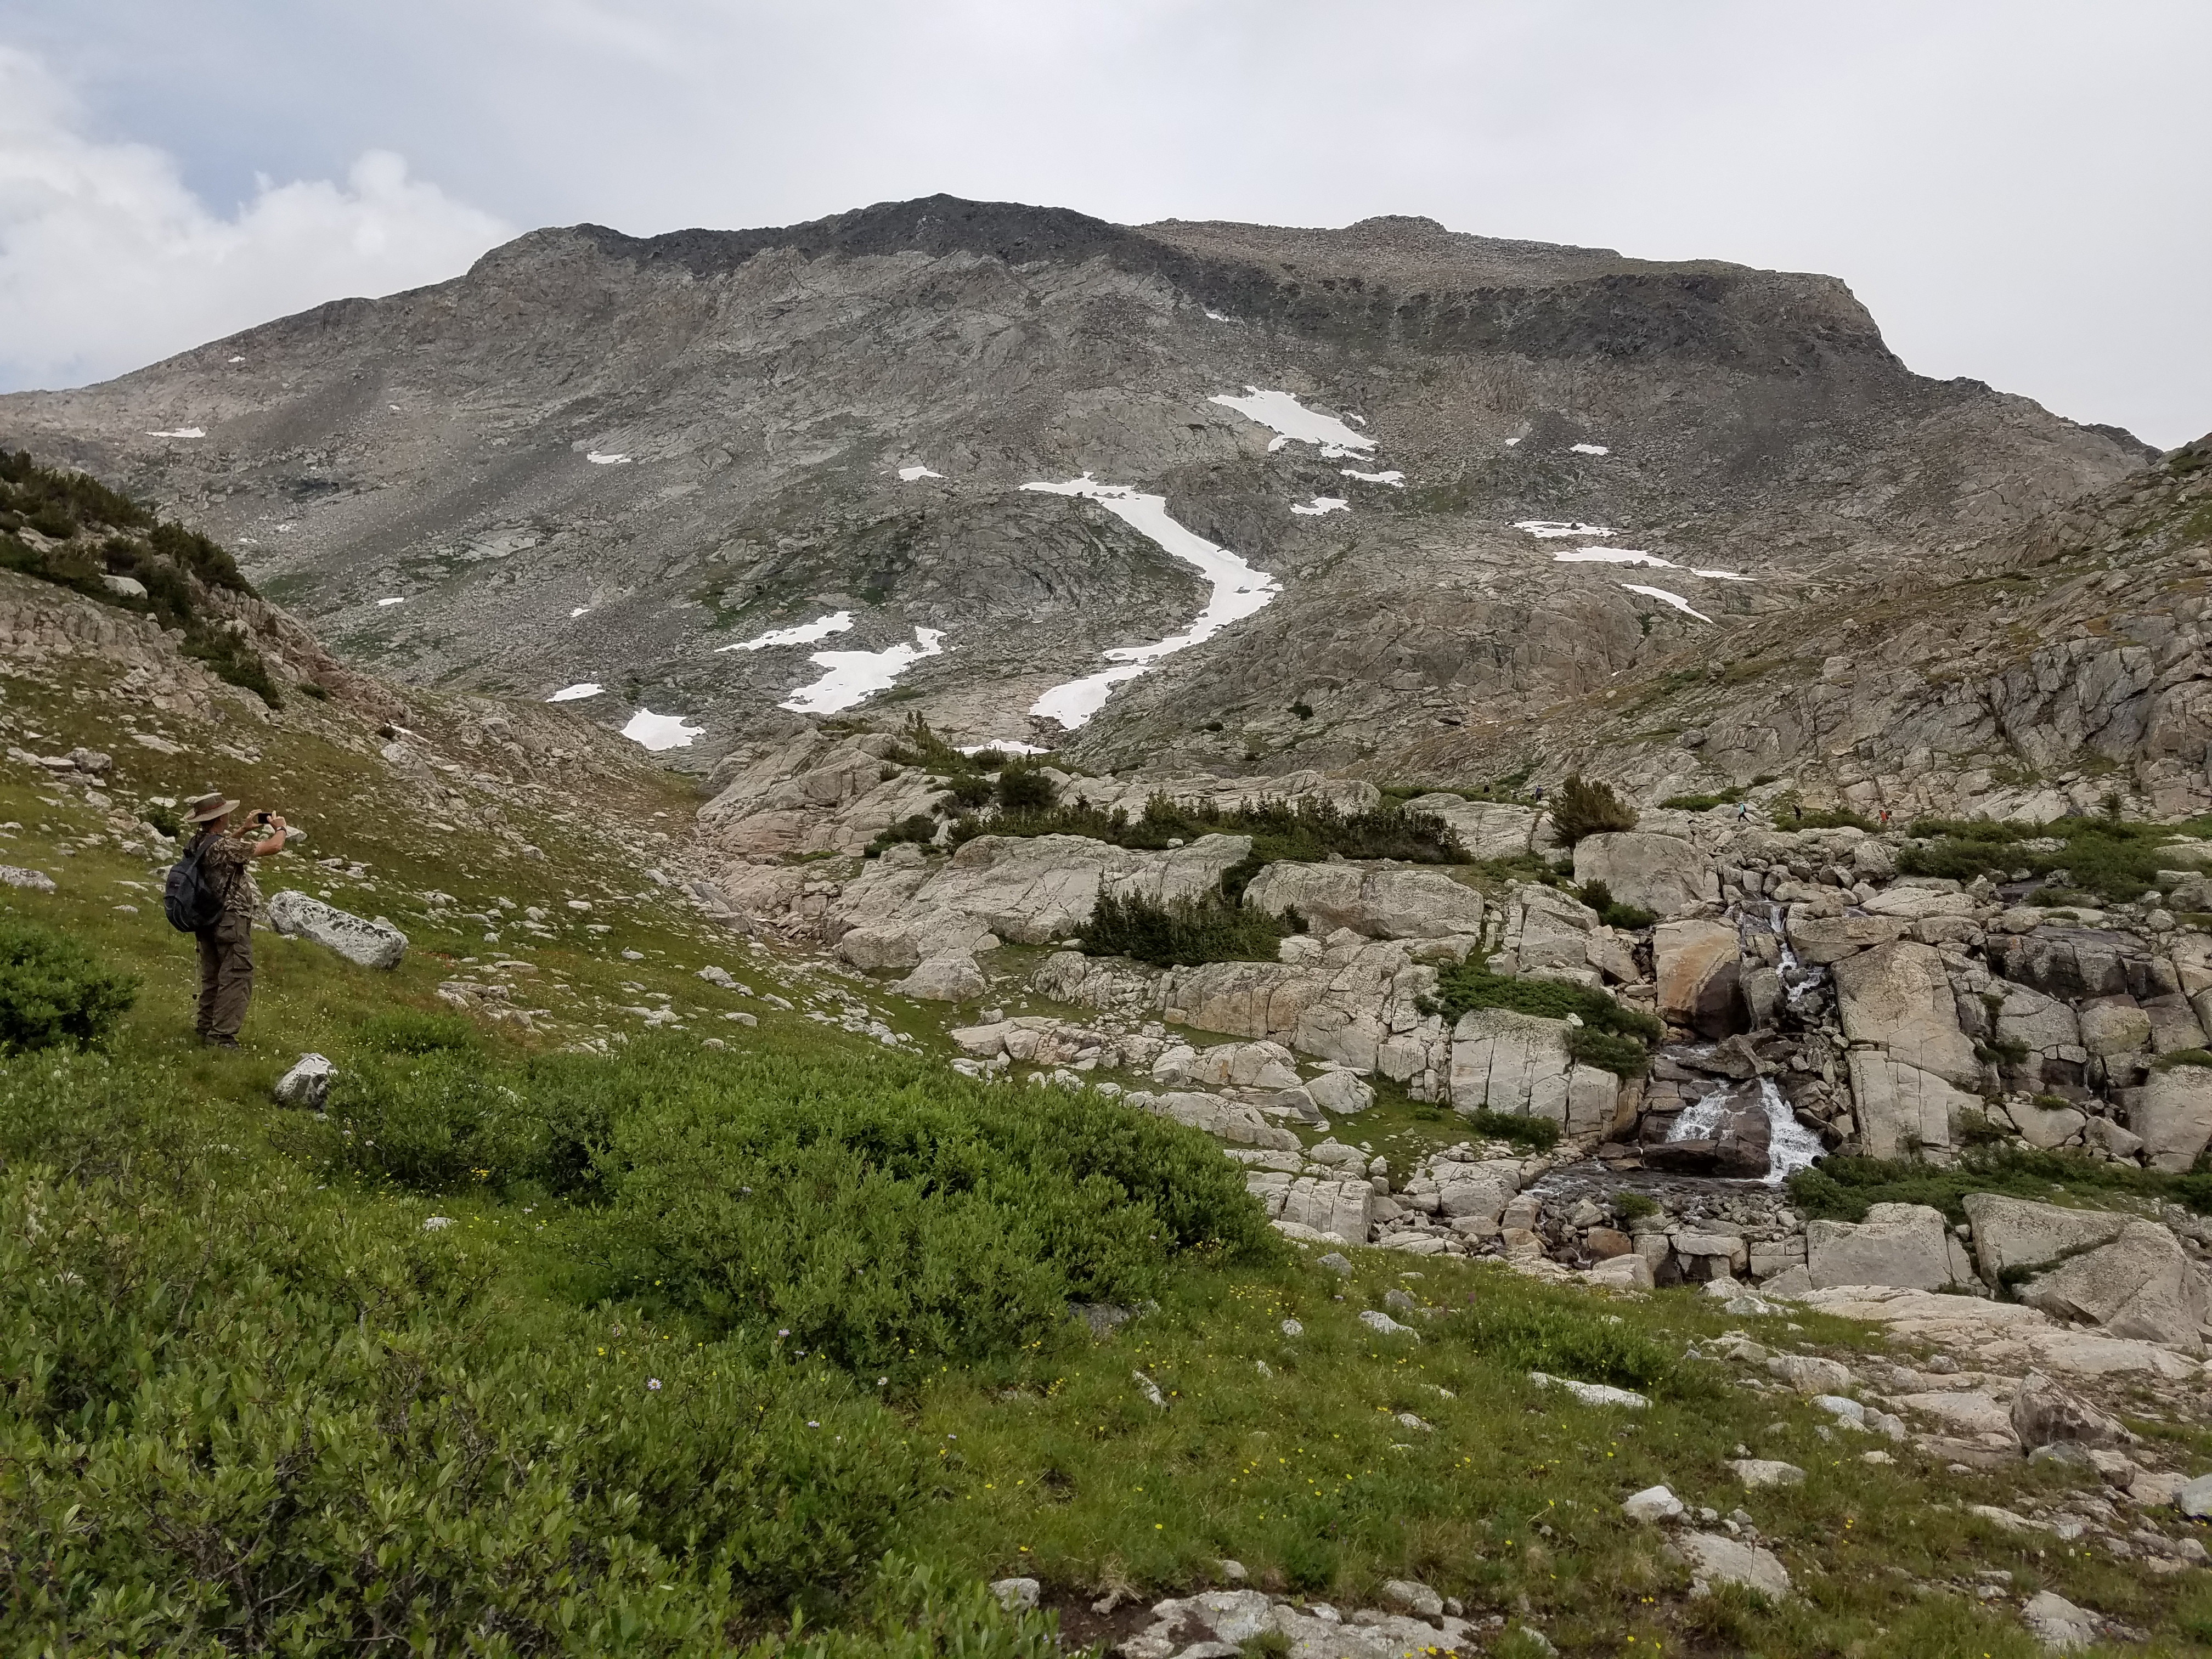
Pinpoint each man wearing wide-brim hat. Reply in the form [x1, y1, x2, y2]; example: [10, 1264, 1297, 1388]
[183, 791, 287, 1049]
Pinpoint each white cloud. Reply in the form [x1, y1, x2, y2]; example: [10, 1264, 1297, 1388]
[0, 47, 510, 391]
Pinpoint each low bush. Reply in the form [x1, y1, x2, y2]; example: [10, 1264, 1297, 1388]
[1077, 889, 1290, 966]
[953, 793, 1468, 867]
[1612, 1191, 1660, 1221]
[1786, 1146, 2212, 1224]
[1659, 788, 1744, 811]
[1897, 814, 2181, 904]
[1578, 879, 1656, 929]
[2155, 1048, 2212, 1070]
[1548, 774, 1637, 848]
[995, 761, 1058, 812]
[1443, 1286, 1688, 1393]
[866, 812, 941, 857]
[356, 1007, 484, 1054]
[0, 918, 137, 1053]
[1421, 960, 1663, 1077]
[1459, 1108, 1561, 1152]
[329, 1040, 1278, 1378]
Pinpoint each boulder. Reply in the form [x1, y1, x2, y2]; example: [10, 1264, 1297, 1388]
[1654, 919, 1744, 1036]
[1728, 1459, 1806, 1489]
[988, 1578, 1040, 1612]
[1673, 1533, 1791, 1599]
[1448, 1007, 1572, 1120]
[1306, 1069, 1376, 1115]
[1845, 1052, 1976, 1160]
[1622, 1485, 1685, 1522]
[2078, 995, 2153, 1058]
[1132, 1090, 1301, 1152]
[1495, 884, 1599, 974]
[1805, 1202, 1974, 1291]
[1784, 911, 1905, 966]
[2002, 1097, 2088, 1150]
[1401, 795, 1541, 860]
[1243, 860, 1484, 939]
[2145, 993, 2209, 1054]
[266, 891, 407, 969]
[2020, 1590, 2098, 1654]
[2132, 1063, 2212, 1171]
[1960, 1193, 2129, 1284]
[1573, 832, 1717, 919]
[272, 1053, 334, 1109]
[1425, 1158, 1523, 1221]
[1153, 1040, 1302, 1092]
[0, 865, 55, 892]
[895, 955, 986, 1001]
[1831, 941, 1979, 1086]
[2009, 1370, 2129, 1450]
[2018, 1220, 2212, 1352]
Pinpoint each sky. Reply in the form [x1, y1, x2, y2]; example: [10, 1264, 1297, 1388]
[2, 0, 2207, 448]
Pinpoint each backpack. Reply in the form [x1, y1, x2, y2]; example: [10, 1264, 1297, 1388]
[163, 833, 228, 933]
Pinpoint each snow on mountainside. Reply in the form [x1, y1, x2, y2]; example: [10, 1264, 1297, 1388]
[0, 194, 2168, 812]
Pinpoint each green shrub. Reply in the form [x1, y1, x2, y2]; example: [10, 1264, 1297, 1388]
[1422, 960, 1662, 1077]
[1613, 1192, 1660, 1222]
[765, 1560, 1067, 1658]
[0, 919, 137, 1053]
[867, 812, 940, 857]
[1660, 789, 1743, 811]
[1548, 774, 1637, 848]
[1077, 890, 1290, 967]
[954, 793, 1467, 867]
[1786, 1146, 2212, 1224]
[1897, 814, 2176, 905]
[1459, 1108, 1561, 1151]
[139, 801, 184, 839]
[356, 1007, 484, 1054]
[1578, 879, 1657, 929]
[995, 761, 1057, 812]
[180, 620, 281, 707]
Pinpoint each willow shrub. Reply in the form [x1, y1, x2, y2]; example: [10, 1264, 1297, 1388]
[0, 1051, 920, 1651]
[328, 1039, 1280, 1379]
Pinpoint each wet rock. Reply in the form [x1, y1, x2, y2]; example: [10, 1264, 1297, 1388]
[1655, 919, 1745, 1037]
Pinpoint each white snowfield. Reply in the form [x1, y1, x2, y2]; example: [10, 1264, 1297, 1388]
[1020, 476, 1281, 728]
[780, 627, 946, 715]
[897, 465, 943, 482]
[376, 596, 405, 606]
[1620, 583, 1714, 624]
[586, 452, 633, 465]
[1569, 442, 1610, 456]
[1209, 388, 1376, 458]
[546, 683, 603, 702]
[622, 709, 702, 749]
[1514, 521, 1617, 539]
[569, 607, 591, 618]
[719, 611, 854, 652]
[145, 427, 204, 438]
[1290, 496, 1349, 517]
[1340, 469, 1404, 486]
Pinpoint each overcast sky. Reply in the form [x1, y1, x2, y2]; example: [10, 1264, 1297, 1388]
[3, 0, 2207, 447]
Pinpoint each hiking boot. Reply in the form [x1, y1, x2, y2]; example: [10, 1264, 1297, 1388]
[203, 1035, 240, 1051]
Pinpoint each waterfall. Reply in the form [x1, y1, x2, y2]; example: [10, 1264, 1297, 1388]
[1759, 1076, 1825, 1183]
[1665, 1085, 1735, 1142]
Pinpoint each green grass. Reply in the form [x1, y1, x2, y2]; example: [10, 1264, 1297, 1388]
[1421, 960, 1665, 1077]
[1898, 814, 2205, 905]
[1787, 1147, 2212, 1226]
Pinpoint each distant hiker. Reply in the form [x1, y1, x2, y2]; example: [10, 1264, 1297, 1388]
[168, 791, 287, 1049]
[1790, 803, 1802, 825]
[1878, 807, 1892, 828]
[1736, 801, 1750, 823]
[1531, 785, 1544, 804]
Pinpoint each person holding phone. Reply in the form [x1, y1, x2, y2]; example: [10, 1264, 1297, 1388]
[179, 791, 289, 1049]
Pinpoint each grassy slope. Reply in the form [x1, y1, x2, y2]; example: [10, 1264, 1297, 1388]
[7, 602, 2212, 1654]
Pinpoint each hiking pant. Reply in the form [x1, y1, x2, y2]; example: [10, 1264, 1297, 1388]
[195, 912, 253, 1041]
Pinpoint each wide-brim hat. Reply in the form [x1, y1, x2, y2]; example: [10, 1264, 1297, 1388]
[185, 792, 239, 823]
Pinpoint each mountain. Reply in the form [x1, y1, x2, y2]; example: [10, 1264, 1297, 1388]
[0, 194, 2167, 815]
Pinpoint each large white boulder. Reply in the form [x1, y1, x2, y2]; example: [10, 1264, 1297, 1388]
[1831, 940, 1979, 1086]
[266, 891, 407, 969]
[2132, 1063, 2212, 1172]
[1127, 1089, 1301, 1151]
[1959, 1193, 2129, 1284]
[1845, 1051, 1977, 1160]
[1400, 795, 1541, 860]
[1243, 860, 1485, 939]
[895, 955, 986, 1001]
[2017, 1219, 2212, 1353]
[1804, 1202, 1976, 1291]
[1573, 831, 1717, 919]
[1448, 1007, 1572, 1120]
[1493, 884, 1599, 975]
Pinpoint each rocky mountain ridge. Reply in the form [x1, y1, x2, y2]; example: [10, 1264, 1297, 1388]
[0, 195, 2169, 814]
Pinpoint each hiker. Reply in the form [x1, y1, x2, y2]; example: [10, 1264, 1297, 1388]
[1736, 800, 1751, 823]
[177, 791, 287, 1049]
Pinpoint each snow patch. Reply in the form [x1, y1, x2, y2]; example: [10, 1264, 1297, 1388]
[622, 709, 703, 750]
[1569, 443, 1610, 456]
[1203, 309, 1233, 321]
[1020, 476, 1281, 728]
[546, 683, 603, 703]
[1290, 496, 1349, 517]
[145, 427, 204, 438]
[957, 740, 1052, 756]
[586, 452, 632, 465]
[226, 356, 244, 364]
[1694, 568, 1754, 582]
[569, 606, 591, 618]
[1208, 388, 1376, 458]
[1341, 469, 1404, 487]
[898, 465, 943, 482]
[1553, 548, 1678, 568]
[1515, 521, 1618, 539]
[780, 628, 946, 715]
[375, 596, 405, 606]
[720, 611, 855, 653]
[1620, 583, 1713, 624]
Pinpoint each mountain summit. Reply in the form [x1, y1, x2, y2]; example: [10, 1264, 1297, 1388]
[0, 194, 2163, 809]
